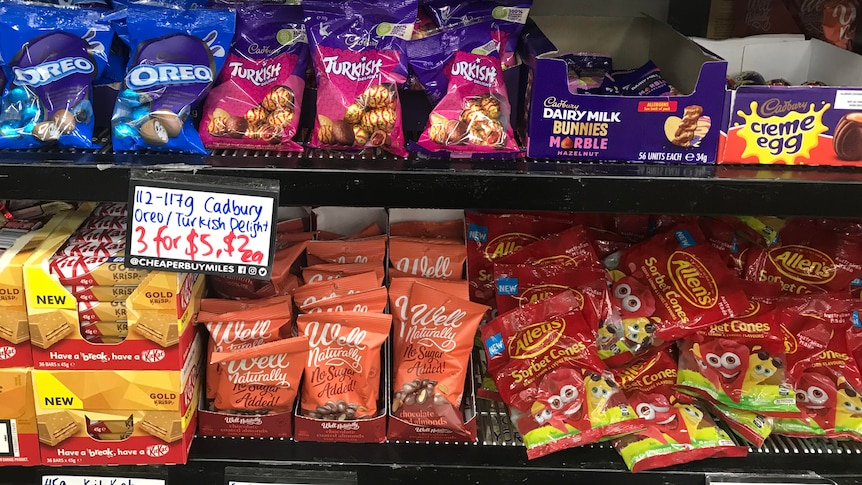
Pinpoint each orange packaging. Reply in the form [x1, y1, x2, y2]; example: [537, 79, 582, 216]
[302, 263, 386, 286]
[209, 242, 307, 300]
[393, 283, 488, 411]
[306, 236, 387, 266]
[297, 312, 391, 418]
[199, 295, 294, 314]
[347, 222, 384, 239]
[389, 277, 470, 331]
[210, 336, 309, 412]
[200, 303, 293, 401]
[293, 271, 381, 310]
[390, 220, 465, 240]
[302, 287, 388, 314]
[389, 237, 467, 280]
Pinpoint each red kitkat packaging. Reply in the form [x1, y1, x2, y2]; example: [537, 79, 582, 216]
[199, 3, 308, 151]
[613, 352, 746, 472]
[304, 0, 415, 156]
[389, 237, 467, 280]
[466, 212, 573, 307]
[744, 220, 862, 294]
[210, 336, 309, 413]
[481, 291, 642, 459]
[390, 282, 488, 439]
[774, 295, 862, 440]
[410, 19, 520, 156]
[676, 282, 798, 416]
[297, 312, 391, 418]
[494, 225, 602, 270]
[601, 223, 751, 368]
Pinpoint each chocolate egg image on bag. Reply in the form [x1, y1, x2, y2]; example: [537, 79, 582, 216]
[834, 113, 862, 161]
[50, 110, 77, 135]
[139, 118, 169, 145]
[150, 110, 182, 138]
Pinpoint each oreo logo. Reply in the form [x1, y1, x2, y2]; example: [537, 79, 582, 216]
[126, 64, 212, 89]
[13, 57, 94, 87]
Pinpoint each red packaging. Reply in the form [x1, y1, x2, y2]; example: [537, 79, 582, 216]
[494, 225, 602, 270]
[293, 271, 381, 310]
[389, 237, 466, 280]
[391, 283, 488, 432]
[306, 237, 387, 266]
[707, 401, 774, 448]
[613, 352, 747, 472]
[788, 0, 859, 50]
[744, 220, 862, 295]
[211, 336, 309, 412]
[601, 223, 751, 368]
[68, 229, 125, 243]
[200, 303, 293, 401]
[774, 295, 862, 439]
[466, 212, 573, 307]
[297, 312, 391, 418]
[209, 242, 307, 300]
[57, 240, 125, 258]
[302, 287, 388, 314]
[302, 263, 386, 286]
[491, 263, 609, 319]
[481, 291, 643, 459]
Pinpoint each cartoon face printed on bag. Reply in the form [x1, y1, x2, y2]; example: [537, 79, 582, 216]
[622, 317, 657, 346]
[796, 371, 836, 429]
[598, 319, 622, 347]
[611, 275, 656, 319]
[531, 368, 587, 432]
[743, 350, 782, 389]
[697, 339, 748, 398]
[585, 372, 617, 420]
[630, 390, 688, 444]
[677, 403, 706, 437]
[836, 378, 862, 430]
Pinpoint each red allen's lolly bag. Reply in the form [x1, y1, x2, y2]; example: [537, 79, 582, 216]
[481, 291, 642, 459]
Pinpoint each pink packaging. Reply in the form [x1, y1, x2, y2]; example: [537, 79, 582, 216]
[199, 3, 309, 152]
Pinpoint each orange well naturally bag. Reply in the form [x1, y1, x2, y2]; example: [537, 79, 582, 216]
[307, 236, 387, 266]
[297, 312, 392, 419]
[211, 336, 309, 412]
[389, 237, 467, 280]
[293, 271, 381, 310]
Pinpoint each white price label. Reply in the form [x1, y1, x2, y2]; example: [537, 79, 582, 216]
[43, 477, 165, 485]
[126, 172, 279, 280]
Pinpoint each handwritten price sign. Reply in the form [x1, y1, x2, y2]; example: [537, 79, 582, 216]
[126, 171, 279, 279]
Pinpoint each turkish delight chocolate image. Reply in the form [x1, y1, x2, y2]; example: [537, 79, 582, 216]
[834, 113, 862, 161]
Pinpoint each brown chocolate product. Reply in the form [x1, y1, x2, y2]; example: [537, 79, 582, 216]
[225, 116, 248, 139]
[260, 124, 283, 145]
[671, 105, 704, 147]
[834, 112, 862, 160]
[208, 116, 229, 137]
[51, 110, 77, 135]
[150, 111, 182, 138]
[32, 122, 62, 142]
[392, 378, 448, 412]
[332, 120, 356, 145]
[262, 86, 295, 111]
[139, 119, 169, 146]
[305, 399, 371, 420]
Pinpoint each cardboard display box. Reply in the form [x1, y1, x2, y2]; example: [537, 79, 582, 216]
[0, 209, 72, 368]
[23, 204, 205, 370]
[696, 35, 862, 166]
[32, 332, 202, 466]
[522, 15, 727, 163]
[0, 367, 40, 466]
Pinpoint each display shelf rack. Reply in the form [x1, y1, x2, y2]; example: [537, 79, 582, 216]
[2, 147, 862, 217]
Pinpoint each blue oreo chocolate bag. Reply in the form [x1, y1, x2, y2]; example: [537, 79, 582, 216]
[112, 6, 235, 154]
[0, 3, 113, 150]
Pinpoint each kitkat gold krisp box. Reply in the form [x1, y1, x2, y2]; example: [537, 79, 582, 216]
[32, 332, 201, 466]
[24, 204, 204, 370]
[0, 367, 40, 465]
[0, 209, 72, 368]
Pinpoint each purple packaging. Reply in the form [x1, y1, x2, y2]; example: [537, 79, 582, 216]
[199, 3, 309, 152]
[423, 0, 531, 69]
[522, 16, 726, 163]
[559, 52, 613, 94]
[304, 0, 416, 157]
[0, 3, 113, 150]
[613, 61, 673, 97]
[111, 6, 236, 154]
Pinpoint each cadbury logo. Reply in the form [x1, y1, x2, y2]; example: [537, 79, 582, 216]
[758, 98, 811, 117]
[13, 57, 94, 87]
[126, 63, 213, 90]
[667, 251, 718, 309]
[508, 320, 564, 359]
[451, 59, 497, 87]
[322, 55, 382, 81]
[770, 245, 836, 284]
[228, 62, 281, 87]
[483, 232, 538, 261]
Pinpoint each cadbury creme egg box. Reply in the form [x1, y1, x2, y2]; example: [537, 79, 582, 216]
[111, 6, 235, 154]
[0, 3, 113, 150]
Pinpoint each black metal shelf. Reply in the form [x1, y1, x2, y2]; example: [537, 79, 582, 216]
[2, 149, 862, 217]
